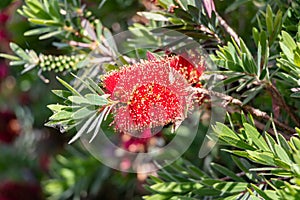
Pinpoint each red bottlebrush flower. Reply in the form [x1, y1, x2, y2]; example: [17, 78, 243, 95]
[169, 55, 204, 85]
[0, 181, 44, 200]
[146, 52, 205, 86]
[103, 56, 193, 134]
[0, 110, 21, 144]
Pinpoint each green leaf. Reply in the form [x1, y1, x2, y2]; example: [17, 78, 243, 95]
[28, 18, 61, 26]
[48, 0, 61, 20]
[187, 5, 200, 23]
[192, 187, 222, 196]
[265, 132, 276, 153]
[9, 43, 29, 60]
[276, 72, 298, 84]
[219, 74, 245, 86]
[278, 133, 291, 152]
[252, 27, 259, 46]
[213, 182, 248, 193]
[49, 110, 73, 121]
[88, 108, 108, 142]
[264, 190, 280, 200]
[68, 96, 90, 105]
[211, 163, 244, 182]
[274, 144, 291, 166]
[219, 135, 256, 150]
[68, 112, 97, 144]
[24, 27, 55, 36]
[186, 165, 210, 179]
[47, 104, 67, 112]
[148, 175, 163, 184]
[137, 12, 169, 21]
[9, 60, 26, 66]
[271, 10, 282, 45]
[294, 50, 300, 67]
[214, 123, 256, 150]
[291, 137, 300, 150]
[240, 39, 252, 58]
[52, 90, 72, 99]
[150, 182, 202, 194]
[266, 5, 273, 36]
[174, 8, 194, 24]
[246, 150, 276, 166]
[0, 53, 21, 61]
[226, 61, 244, 72]
[39, 30, 65, 40]
[95, 19, 103, 41]
[56, 76, 81, 96]
[291, 92, 300, 98]
[232, 156, 259, 181]
[242, 86, 263, 105]
[86, 78, 104, 95]
[85, 94, 108, 106]
[71, 107, 95, 120]
[103, 27, 118, 54]
[143, 194, 172, 200]
[251, 184, 273, 200]
[243, 123, 269, 151]
[281, 31, 296, 51]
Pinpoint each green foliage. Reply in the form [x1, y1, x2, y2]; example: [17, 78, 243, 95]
[0, 43, 86, 74]
[18, 0, 89, 41]
[43, 146, 110, 199]
[143, 2, 300, 199]
[145, 118, 300, 199]
[46, 75, 111, 144]
[137, 0, 222, 44]
[277, 31, 300, 98]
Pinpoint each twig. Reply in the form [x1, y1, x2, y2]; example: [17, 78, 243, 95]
[194, 24, 222, 44]
[193, 88, 296, 135]
[266, 83, 300, 127]
[227, 107, 290, 139]
[215, 12, 240, 46]
[220, 171, 245, 181]
[38, 69, 49, 84]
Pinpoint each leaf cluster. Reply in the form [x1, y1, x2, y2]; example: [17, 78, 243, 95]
[145, 116, 300, 199]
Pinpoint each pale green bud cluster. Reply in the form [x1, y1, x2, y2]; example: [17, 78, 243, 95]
[39, 54, 85, 72]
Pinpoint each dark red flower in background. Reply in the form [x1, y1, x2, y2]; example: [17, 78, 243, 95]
[103, 56, 194, 134]
[0, 12, 9, 24]
[0, 30, 9, 42]
[0, 61, 8, 80]
[121, 129, 163, 153]
[0, 180, 44, 200]
[0, 110, 21, 144]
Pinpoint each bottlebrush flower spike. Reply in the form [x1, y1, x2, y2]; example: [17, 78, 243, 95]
[102, 55, 195, 135]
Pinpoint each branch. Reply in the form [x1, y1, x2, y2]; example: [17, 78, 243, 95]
[226, 107, 290, 139]
[194, 88, 296, 135]
[266, 83, 300, 127]
[215, 12, 240, 46]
